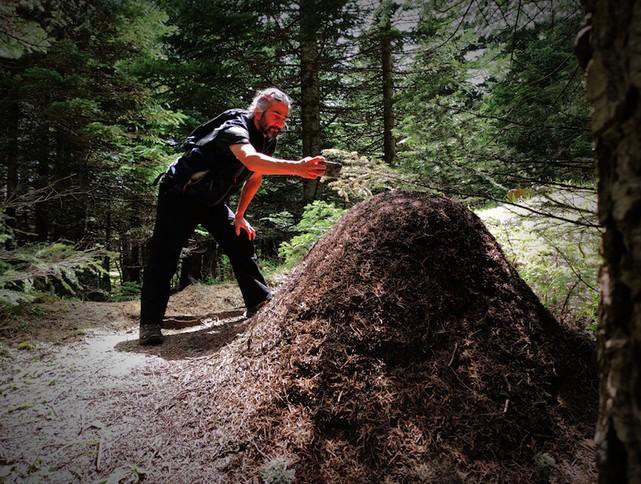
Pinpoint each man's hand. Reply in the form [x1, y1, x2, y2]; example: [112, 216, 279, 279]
[234, 214, 256, 240]
[298, 156, 327, 179]
[230, 143, 327, 179]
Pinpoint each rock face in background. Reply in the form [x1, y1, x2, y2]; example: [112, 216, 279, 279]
[174, 190, 597, 482]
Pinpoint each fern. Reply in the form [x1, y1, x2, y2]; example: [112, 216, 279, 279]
[0, 211, 108, 308]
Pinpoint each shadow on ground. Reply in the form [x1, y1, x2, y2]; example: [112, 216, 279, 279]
[115, 315, 251, 361]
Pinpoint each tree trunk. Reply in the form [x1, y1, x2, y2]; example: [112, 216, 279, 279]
[178, 233, 216, 290]
[299, 0, 322, 201]
[4, 100, 19, 236]
[34, 132, 50, 241]
[101, 205, 112, 291]
[379, 4, 397, 166]
[120, 238, 141, 283]
[580, 0, 641, 481]
[178, 250, 203, 290]
[51, 133, 66, 241]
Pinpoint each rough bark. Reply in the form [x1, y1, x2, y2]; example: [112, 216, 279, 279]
[120, 239, 142, 284]
[580, 0, 641, 481]
[299, 0, 322, 201]
[379, 7, 397, 166]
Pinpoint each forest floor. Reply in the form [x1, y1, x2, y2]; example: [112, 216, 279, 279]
[0, 190, 598, 483]
[0, 283, 249, 483]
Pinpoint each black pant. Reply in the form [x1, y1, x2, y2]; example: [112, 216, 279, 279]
[140, 183, 271, 326]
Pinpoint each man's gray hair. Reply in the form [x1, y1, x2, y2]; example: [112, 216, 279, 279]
[248, 88, 292, 116]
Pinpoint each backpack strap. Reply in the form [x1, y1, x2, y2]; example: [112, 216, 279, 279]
[151, 172, 165, 186]
[180, 109, 247, 151]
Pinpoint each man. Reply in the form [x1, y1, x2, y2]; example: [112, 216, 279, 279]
[139, 88, 326, 345]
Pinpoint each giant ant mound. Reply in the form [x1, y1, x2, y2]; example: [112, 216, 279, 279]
[168, 190, 597, 482]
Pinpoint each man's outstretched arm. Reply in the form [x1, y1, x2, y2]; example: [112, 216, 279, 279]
[230, 143, 326, 179]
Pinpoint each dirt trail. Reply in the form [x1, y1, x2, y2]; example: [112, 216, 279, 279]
[0, 284, 245, 483]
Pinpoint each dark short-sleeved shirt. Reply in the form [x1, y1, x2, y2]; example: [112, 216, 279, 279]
[206, 110, 277, 187]
[174, 110, 278, 206]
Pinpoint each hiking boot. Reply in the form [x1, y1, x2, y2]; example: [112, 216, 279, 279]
[139, 323, 163, 345]
[244, 298, 271, 318]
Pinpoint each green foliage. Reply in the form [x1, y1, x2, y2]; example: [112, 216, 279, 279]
[17, 340, 34, 351]
[395, 1, 590, 206]
[213, 254, 235, 283]
[0, 2, 51, 59]
[278, 200, 346, 267]
[477, 189, 600, 331]
[0, 208, 109, 310]
[260, 211, 296, 234]
[0, 242, 107, 301]
[481, 12, 592, 182]
[29, 305, 48, 317]
[157, 0, 273, 115]
[0, 0, 185, 298]
[321, 149, 410, 201]
[534, 452, 558, 483]
[109, 281, 141, 302]
[259, 456, 296, 484]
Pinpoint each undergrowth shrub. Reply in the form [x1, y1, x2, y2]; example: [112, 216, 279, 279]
[278, 200, 346, 267]
[478, 190, 600, 333]
[109, 281, 141, 302]
[259, 456, 296, 484]
[0, 207, 108, 326]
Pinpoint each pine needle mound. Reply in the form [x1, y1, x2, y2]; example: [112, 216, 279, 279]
[167, 190, 597, 482]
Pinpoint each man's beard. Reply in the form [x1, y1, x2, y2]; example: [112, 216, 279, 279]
[259, 117, 281, 139]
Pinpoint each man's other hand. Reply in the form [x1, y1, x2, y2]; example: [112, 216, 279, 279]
[234, 215, 256, 240]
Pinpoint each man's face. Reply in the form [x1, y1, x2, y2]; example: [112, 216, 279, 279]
[255, 101, 289, 139]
